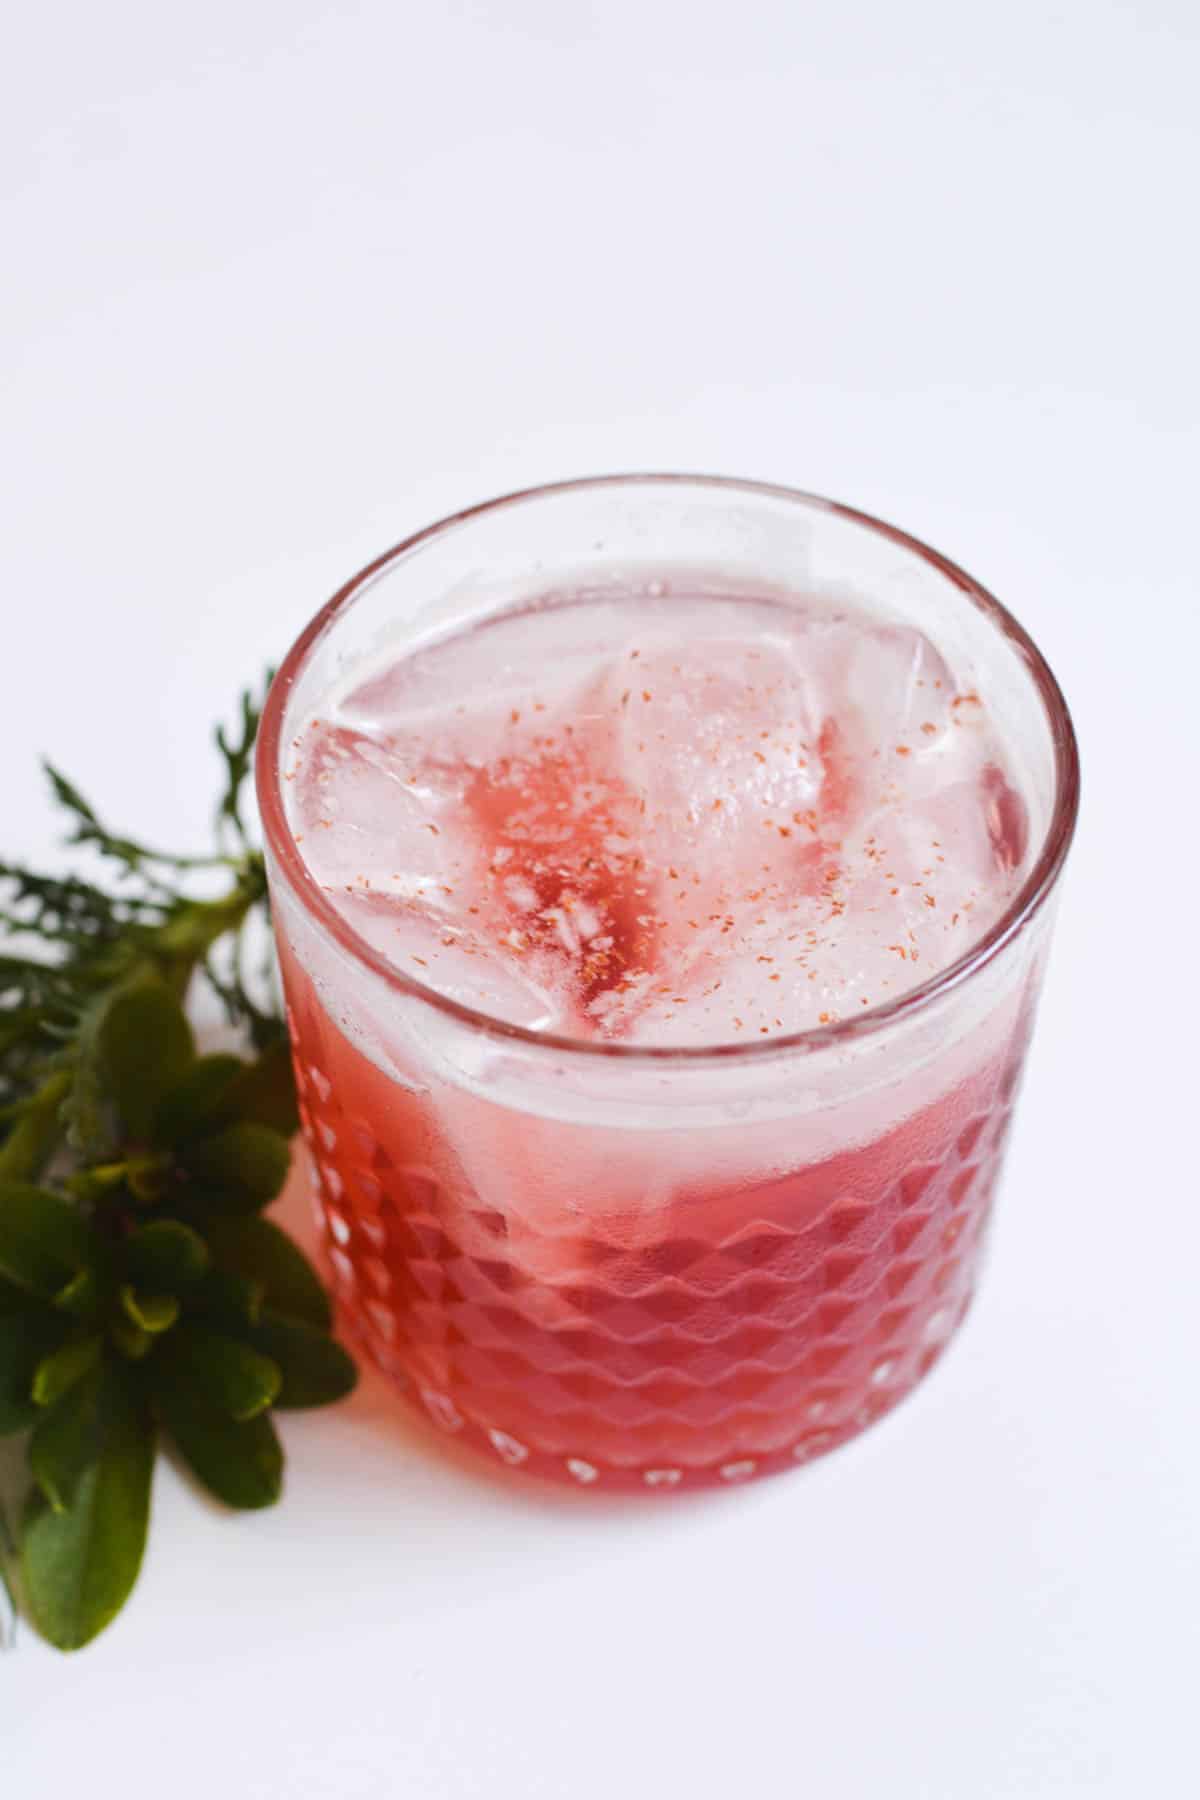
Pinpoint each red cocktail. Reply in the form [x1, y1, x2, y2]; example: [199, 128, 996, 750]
[258, 478, 1077, 1490]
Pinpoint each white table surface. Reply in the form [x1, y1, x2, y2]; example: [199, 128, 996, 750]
[4, 3, 1198, 1794]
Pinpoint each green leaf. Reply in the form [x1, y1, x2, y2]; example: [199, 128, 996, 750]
[54, 1267, 101, 1320]
[120, 1287, 179, 1335]
[125, 1153, 173, 1204]
[41, 763, 102, 837]
[156, 1325, 281, 1421]
[206, 1216, 331, 1329]
[111, 1319, 153, 1362]
[214, 680, 270, 849]
[64, 1160, 131, 1202]
[0, 1069, 71, 1183]
[98, 974, 195, 1143]
[124, 1220, 210, 1290]
[21, 1375, 155, 1650]
[193, 1268, 264, 1326]
[221, 1040, 299, 1137]
[151, 1044, 297, 1147]
[0, 1308, 67, 1435]
[179, 1122, 290, 1214]
[29, 1358, 109, 1511]
[0, 1181, 92, 1297]
[151, 1054, 244, 1147]
[240, 1312, 357, 1410]
[157, 1387, 283, 1511]
[63, 991, 118, 1161]
[32, 1333, 103, 1408]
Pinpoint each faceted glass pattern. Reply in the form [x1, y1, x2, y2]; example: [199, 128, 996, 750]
[291, 1010, 1023, 1490]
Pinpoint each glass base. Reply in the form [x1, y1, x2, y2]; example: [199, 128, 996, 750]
[343, 1304, 974, 1492]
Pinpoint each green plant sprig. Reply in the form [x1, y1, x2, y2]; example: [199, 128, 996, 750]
[0, 678, 356, 1651]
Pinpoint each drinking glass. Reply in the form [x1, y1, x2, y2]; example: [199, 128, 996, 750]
[256, 476, 1079, 1490]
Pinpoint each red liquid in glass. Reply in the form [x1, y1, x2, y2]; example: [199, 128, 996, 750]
[280, 590, 1032, 1487]
[285, 943, 1024, 1487]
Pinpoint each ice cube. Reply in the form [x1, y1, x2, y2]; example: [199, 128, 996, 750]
[288, 588, 1032, 1051]
[598, 632, 829, 909]
[817, 616, 958, 752]
[332, 888, 566, 1033]
[335, 601, 639, 739]
[289, 724, 468, 890]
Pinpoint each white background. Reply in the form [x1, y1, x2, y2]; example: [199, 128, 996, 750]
[3, 2, 1198, 1794]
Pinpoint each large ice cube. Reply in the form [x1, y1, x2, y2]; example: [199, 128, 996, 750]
[289, 724, 465, 881]
[597, 631, 831, 908]
[332, 887, 567, 1033]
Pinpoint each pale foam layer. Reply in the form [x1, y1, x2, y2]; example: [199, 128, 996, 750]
[285, 588, 1029, 1045]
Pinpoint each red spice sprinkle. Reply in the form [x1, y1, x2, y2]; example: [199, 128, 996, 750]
[818, 1011, 832, 1024]
[642, 690, 652, 702]
[412, 956, 428, 967]
[424, 823, 440, 835]
[921, 722, 938, 735]
[924, 894, 937, 908]
[895, 745, 911, 757]
[510, 709, 520, 724]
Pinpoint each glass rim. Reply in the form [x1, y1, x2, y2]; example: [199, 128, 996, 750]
[256, 473, 1080, 1065]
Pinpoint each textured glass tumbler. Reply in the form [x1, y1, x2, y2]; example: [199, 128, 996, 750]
[257, 476, 1079, 1491]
